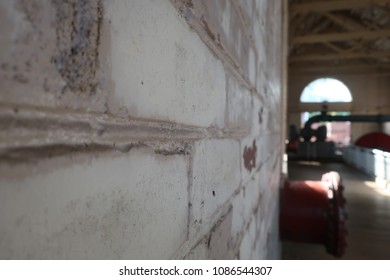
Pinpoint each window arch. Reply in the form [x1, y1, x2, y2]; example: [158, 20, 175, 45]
[300, 78, 352, 103]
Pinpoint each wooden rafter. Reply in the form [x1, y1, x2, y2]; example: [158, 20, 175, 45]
[290, 50, 390, 62]
[320, 13, 368, 52]
[291, 70, 390, 76]
[290, 62, 390, 71]
[310, 16, 333, 34]
[289, 66, 390, 76]
[292, 29, 390, 44]
[289, 13, 309, 36]
[291, 0, 390, 15]
[344, 42, 366, 53]
[321, 12, 364, 31]
[377, 6, 390, 24]
[323, 42, 345, 53]
[289, 0, 390, 76]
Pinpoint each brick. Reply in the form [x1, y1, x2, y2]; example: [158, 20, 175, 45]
[243, 172, 262, 218]
[208, 209, 233, 259]
[250, 96, 264, 135]
[238, 228, 252, 260]
[226, 75, 253, 131]
[254, 191, 281, 260]
[231, 170, 262, 244]
[106, 0, 226, 127]
[192, 0, 251, 86]
[240, 135, 263, 183]
[254, 208, 268, 259]
[231, 188, 245, 244]
[248, 47, 257, 87]
[0, 1, 62, 106]
[0, 1, 112, 113]
[0, 148, 188, 259]
[232, 172, 262, 242]
[250, 94, 281, 139]
[184, 240, 208, 260]
[239, 216, 257, 259]
[265, 205, 281, 259]
[191, 140, 240, 237]
[261, 133, 282, 161]
[253, 231, 268, 260]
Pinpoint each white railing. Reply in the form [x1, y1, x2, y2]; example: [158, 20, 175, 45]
[343, 145, 390, 184]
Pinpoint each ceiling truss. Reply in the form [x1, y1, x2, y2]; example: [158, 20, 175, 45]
[289, 0, 390, 76]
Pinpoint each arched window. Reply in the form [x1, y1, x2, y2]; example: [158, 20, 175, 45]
[300, 78, 352, 146]
[300, 78, 352, 103]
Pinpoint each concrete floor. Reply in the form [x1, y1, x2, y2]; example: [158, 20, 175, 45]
[282, 160, 390, 259]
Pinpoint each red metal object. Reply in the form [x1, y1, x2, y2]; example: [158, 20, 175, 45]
[355, 132, 390, 152]
[280, 172, 347, 257]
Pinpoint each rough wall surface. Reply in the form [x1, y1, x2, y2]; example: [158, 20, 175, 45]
[0, 0, 285, 259]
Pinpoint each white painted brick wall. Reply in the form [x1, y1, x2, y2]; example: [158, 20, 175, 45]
[183, 240, 208, 260]
[231, 188, 246, 244]
[239, 216, 257, 259]
[191, 140, 241, 237]
[0, 148, 188, 259]
[0, 0, 285, 259]
[208, 209, 233, 259]
[106, 0, 226, 127]
[226, 75, 253, 132]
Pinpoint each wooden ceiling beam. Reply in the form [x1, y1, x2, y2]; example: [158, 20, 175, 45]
[289, 65, 390, 76]
[291, 62, 390, 67]
[289, 14, 308, 35]
[289, 62, 390, 71]
[323, 42, 345, 53]
[289, 61, 390, 75]
[310, 17, 333, 34]
[290, 70, 390, 77]
[290, 51, 390, 61]
[292, 29, 390, 44]
[320, 13, 369, 52]
[321, 12, 363, 31]
[291, 0, 390, 15]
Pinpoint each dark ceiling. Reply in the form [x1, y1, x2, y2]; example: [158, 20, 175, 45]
[289, 0, 390, 76]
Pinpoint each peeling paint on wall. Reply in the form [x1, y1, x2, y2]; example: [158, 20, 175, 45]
[243, 140, 257, 172]
[52, 0, 102, 93]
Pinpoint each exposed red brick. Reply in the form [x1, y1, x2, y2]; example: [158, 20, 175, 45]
[243, 140, 257, 172]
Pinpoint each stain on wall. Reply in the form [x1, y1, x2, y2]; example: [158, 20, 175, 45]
[52, 0, 102, 93]
[243, 140, 257, 172]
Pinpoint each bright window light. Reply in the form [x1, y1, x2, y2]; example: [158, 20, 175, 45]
[300, 78, 352, 103]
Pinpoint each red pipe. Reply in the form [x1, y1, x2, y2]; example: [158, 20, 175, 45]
[280, 172, 347, 257]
